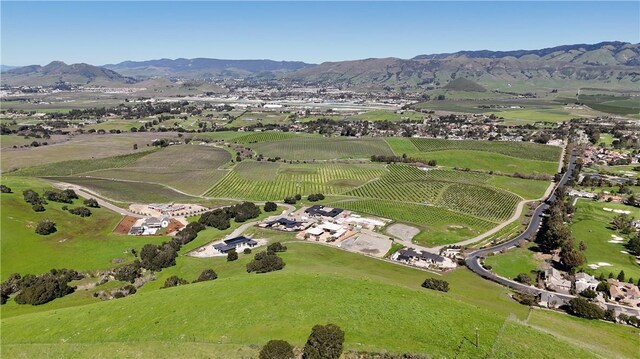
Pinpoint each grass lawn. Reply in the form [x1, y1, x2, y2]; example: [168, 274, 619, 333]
[483, 243, 544, 280]
[570, 199, 640, 279]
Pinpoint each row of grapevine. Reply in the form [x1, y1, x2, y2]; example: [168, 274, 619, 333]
[252, 137, 395, 160]
[408, 138, 561, 162]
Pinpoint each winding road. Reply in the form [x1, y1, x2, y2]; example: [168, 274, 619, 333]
[464, 151, 640, 316]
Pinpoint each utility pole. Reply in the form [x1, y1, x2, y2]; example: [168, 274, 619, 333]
[475, 327, 479, 350]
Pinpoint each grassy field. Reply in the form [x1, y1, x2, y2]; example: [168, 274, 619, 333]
[494, 108, 576, 124]
[84, 145, 230, 195]
[2, 241, 637, 358]
[205, 161, 386, 200]
[0, 177, 168, 278]
[251, 137, 395, 160]
[335, 199, 495, 246]
[483, 243, 544, 280]
[8, 150, 156, 177]
[570, 199, 640, 279]
[232, 131, 302, 144]
[45, 177, 197, 203]
[1, 133, 167, 172]
[386, 138, 560, 175]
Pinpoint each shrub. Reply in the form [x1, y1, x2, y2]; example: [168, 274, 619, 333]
[295, 194, 302, 201]
[267, 242, 287, 253]
[243, 248, 252, 254]
[114, 261, 142, 283]
[83, 198, 100, 208]
[514, 273, 532, 285]
[284, 196, 297, 205]
[0, 184, 12, 193]
[264, 202, 278, 212]
[568, 297, 604, 320]
[161, 276, 188, 289]
[247, 251, 286, 273]
[35, 218, 56, 235]
[259, 339, 295, 359]
[139, 243, 177, 271]
[579, 288, 598, 299]
[307, 193, 325, 202]
[193, 269, 218, 283]
[14, 269, 80, 306]
[69, 206, 92, 217]
[227, 249, 238, 262]
[421, 278, 449, 292]
[32, 203, 46, 212]
[513, 291, 537, 306]
[302, 324, 344, 359]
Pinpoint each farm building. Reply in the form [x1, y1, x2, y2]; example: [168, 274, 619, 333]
[144, 216, 170, 229]
[261, 217, 309, 231]
[305, 205, 344, 218]
[128, 216, 170, 235]
[213, 236, 258, 254]
[392, 248, 455, 269]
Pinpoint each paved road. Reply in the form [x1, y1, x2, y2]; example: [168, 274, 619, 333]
[464, 151, 640, 316]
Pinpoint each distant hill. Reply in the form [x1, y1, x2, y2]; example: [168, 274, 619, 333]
[0, 65, 19, 73]
[104, 58, 315, 78]
[413, 41, 640, 66]
[442, 78, 487, 92]
[288, 42, 640, 90]
[1, 61, 135, 86]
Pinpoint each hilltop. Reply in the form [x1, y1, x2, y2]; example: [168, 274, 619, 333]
[1, 61, 136, 86]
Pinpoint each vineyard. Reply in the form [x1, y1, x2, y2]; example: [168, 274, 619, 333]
[408, 138, 562, 162]
[385, 138, 560, 175]
[346, 165, 521, 222]
[205, 161, 386, 200]
[251, 137, 395, 160]
[232, 132, 301, 144]
[335, 199, 495, 246]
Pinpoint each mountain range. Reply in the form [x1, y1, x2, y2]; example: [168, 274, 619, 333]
[3, 41, 639, 90]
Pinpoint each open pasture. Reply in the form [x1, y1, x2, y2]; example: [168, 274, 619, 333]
[86, 145, 230, 195]
[251, 137, 395, 160]
[205, 161, 385, 200]
[1, 132, 167, 172]
[0, 177, 169, 278]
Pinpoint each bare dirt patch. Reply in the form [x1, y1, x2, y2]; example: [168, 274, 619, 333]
[113, 215, 138, 234]
[166, 219, 185, 235]
[386, 223, 420, 241]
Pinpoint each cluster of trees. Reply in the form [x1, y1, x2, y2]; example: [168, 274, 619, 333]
[1, 269, 81, 305]
[611, 213, 636, 235]
[246, 251, 286, 273]
[284, 194, 302, 205]
[114, 261, 142, 283]
[68, 206, 92, 217]
[199, 202, 262, 230]
[514, 273, 533, 285]
[536, 190, 585, 273]
[0, 184, 12, 193]
[140, 243, 178, 272]
[43, 189, 78, 204]
[259, 323, 345, 359]
[307, 193, 325, 202]
[193, 269, 218, 283]
[627, 234, 640, 256]
[23, 189, 47, 212]
[568, 297, 605, 319]
[35, 218, 56, 235]
[421, 278, 450, 292]
[84, 198, 100, 208]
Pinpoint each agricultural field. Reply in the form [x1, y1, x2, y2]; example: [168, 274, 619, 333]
[84, 145, 230, 195]
[493, 108, 576, 124]
[251, 137, 395, 160]
[386, 138, 561, 175]
[348, 109, 424, 122]
[0, 132, 167, 171]
[570, 199, 640, 279]
[231, 131, 302, 144]
[577, 94, 640, 116]
[345, 165, 522, 222]
[334, 199, 495, 246]
[206, 161, 386, 200]
[0, 177, 169, 277]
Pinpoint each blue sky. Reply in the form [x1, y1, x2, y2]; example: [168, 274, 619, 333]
[1, 1, 639, 66]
